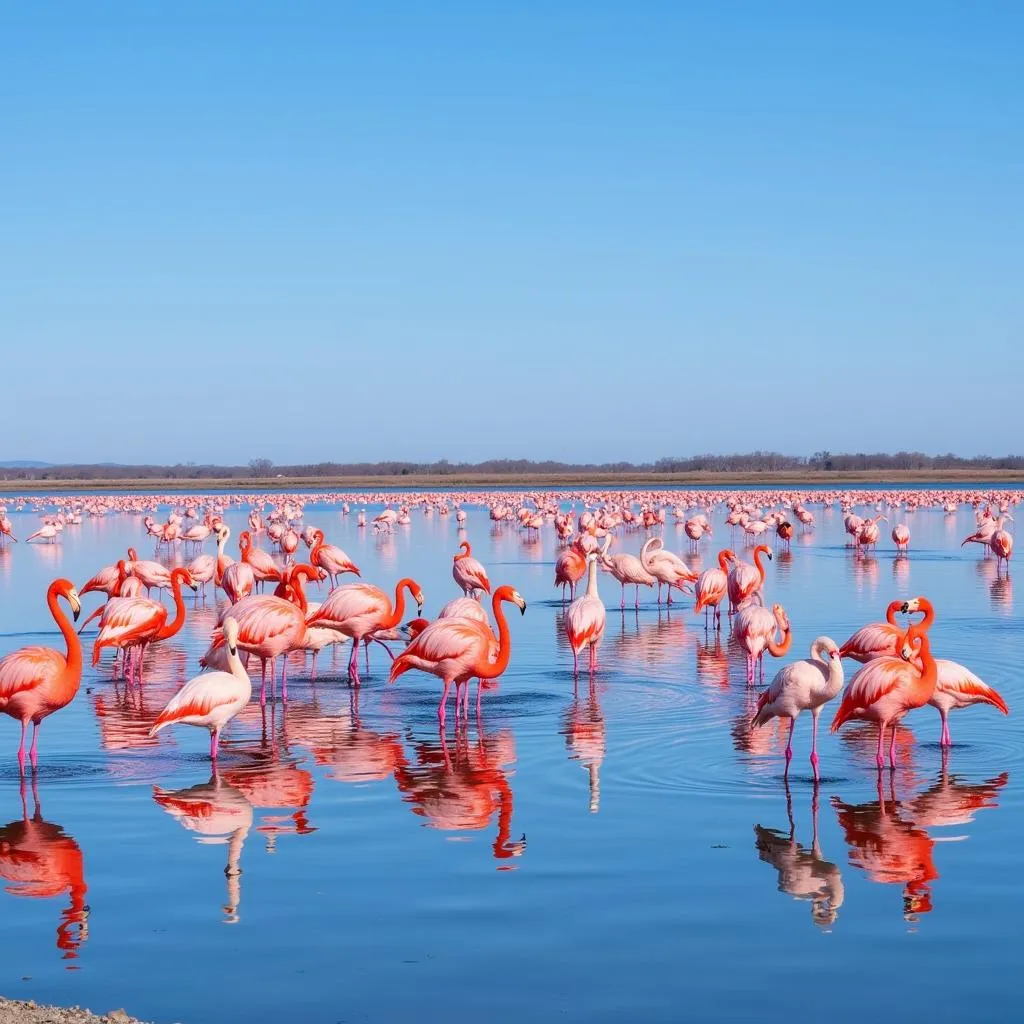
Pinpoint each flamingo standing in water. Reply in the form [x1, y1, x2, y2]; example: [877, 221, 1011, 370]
[752, 636, 844, 780]
[640, 537, 697, 604]
[452, 541, 491, 599]
[306, 578, 424, 684]
[0, 579, 82, 772]
[839, 597, 934, 663]
[91, 568, 196, 683]
[892, 523, 910, 552]
[390, 585, 526, 727]
[727, 545, 772, 613]
[150, 618, 252, 760]
[694, 549, 734, 630]
[554, 541, 587, 601]
[564, 553, 607, 676]
[308, 529, 360, 586]
[734, 603, 792, 684]
[929, 661, 1009, 747]
[239, 530, 281, 590]
[990, 526, 1013, 571]
[830, 625, 938, 769]
[601, 538, 655, 609]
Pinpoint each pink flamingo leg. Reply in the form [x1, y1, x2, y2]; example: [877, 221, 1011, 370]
[437, 680, 451, 726]
[260, 659, 268, 707]
[210, 728, 220, 761]
[476, 679, 483, 714]
[589, 644, 597, 673]
[280, 657, 288, 702]
[875, 724, 886, 770]
[888, 723, 898, 767]
[29, 723, 39, 769]
[17, 720, 27, 774]
[940, 710, 951, 747]
[784, 718, 795, 775]
[572, 650, 579, 677]
[810, 714, 820, 781]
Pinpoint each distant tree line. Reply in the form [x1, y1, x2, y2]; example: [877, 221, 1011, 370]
[3, 450, 1024, 482]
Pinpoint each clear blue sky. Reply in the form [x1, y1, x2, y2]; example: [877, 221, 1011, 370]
[3, 2, 1021, 465]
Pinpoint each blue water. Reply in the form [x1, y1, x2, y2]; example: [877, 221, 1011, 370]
[0, 497, 1018, 1022]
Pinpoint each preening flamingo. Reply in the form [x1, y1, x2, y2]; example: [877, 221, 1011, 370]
[554, 541, 587, 601]
[727, 544, 772, 613]
[0, 579, 82, 772]
[929, 661, 1009, 747]
[733, 602, 792, 684]
[452, 541, 491, 599]
[239, 530, 282, 589]
[640, 537, 697, 604]
[150, 617, 252, 760]
[564, 553, 606, 676]
[752, 636, 844, 780]
[892, 523, 910, 552]
[390, 585, 526, 727]
[601, 537, 655, 609]
[308, 529, 360, 586]
[830, 625, 938, 769]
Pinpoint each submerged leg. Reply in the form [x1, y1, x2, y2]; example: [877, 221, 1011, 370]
[784, 717, 795, 775]
[810, 713, 820, 781]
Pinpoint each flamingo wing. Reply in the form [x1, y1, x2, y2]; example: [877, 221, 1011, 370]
[0, 648, 66, 701]
[830, 658, 906, 730]
[935, 660, 1009, 714]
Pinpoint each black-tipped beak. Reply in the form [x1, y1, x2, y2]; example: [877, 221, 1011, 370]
[520, 603, 527, 616]
[229, 645, 238, 657]
[900, 602, 910, 613]
[189, 584, 198, 593]
[72, 607, 81, 622]
[766, 551, 773, 560]
[417, 602, 424, 616]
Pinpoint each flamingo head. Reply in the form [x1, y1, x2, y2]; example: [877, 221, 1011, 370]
[56, 580, 82, 621]
[223, 617, 240, 657]
[815, 636, 841, 661]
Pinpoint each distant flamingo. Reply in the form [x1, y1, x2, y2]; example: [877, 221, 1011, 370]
[150, 618, 252, 759]
[990, 526, 1013, 571]
[695, 549, 734, 630]
[734, 602, 792, 684]
[0, 579, 82, 771]
[239, 530, 282, 589]
[125, 547, 172, 597]
[640, 537, 697, 604]
[390, 585, 526, 727]
[892, 524, 910, 552]
[564, 553, 607, 676]
[830, 625, 938, 769]
[452, 541, 491, 599]
[776, 521, 794, 549]
[554, 542, 587, 601]
[752, 636, 844, 780]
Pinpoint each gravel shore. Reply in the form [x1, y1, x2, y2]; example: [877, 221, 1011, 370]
[0, 1000, 149, 1024]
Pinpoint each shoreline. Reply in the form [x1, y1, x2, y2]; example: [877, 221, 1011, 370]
[0, 998, 146, 1024]
[0, 469, 1023, 493]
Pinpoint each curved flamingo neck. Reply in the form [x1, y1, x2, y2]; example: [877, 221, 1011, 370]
[310, 531, 324, 561]
[753, 547, 769, 582]
[884, 601, 902, 626]
[48, 584, 82, 686]
[718, 550, 733, 573]
[156, 573, 189, 640]
[909, 630, 938, 699]
[383, 578, 417, 629]
[585, 558, 599, 597]
[766, 612, 792, 657]
[913, 599, 935, 632]
[480, 593, 514, 679]
[455, 541, 471, 562]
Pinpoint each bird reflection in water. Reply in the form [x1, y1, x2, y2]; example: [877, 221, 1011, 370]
[754, 781, 843, 929]
[153, 774, 252, 923]
[851, 552, 880, 593]
[0, 775, 88, 960]
[611, 608, 685, 667]
[395, 721, 526, 865]
[562, 680, 605, 813]
[284, 689, 407, 784]
[695, 635, 729, 690]
[892, 554, 911, 584]
[774, 549, 794, 579]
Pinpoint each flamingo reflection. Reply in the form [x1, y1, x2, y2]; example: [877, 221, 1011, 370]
[562, 681, 605, 813]
[754, 782, 844, 929]
[395, 723, 526, 864]
[832, 775, 937, 923]
[0, 776, 88, 959]
[153, 774, 252, 923]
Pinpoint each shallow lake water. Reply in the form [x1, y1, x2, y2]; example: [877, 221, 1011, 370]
[0, 494, 1019, 1022]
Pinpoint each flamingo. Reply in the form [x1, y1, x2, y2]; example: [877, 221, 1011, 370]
[308, 529, 360, 586]
[125, 547, 172, 597]
[201, 594, 306, 705]
[452, 541, 491, 599]
[929, 661, 1009, 747]
[640, 537, 697, 604]
[554, 541, 587, 601]
[961, 515, 1011, 552]
[149, 617, 252, 760]
[239, 530, 282, 589]
[390, 586, 527, 727]
[0, 579, 82, 772]
[838, 597, 934, 663]
[601, 538, 655, 609]
[694, 549, 734, 630]
[733, 602, 792, 684]
[306, 577, 425, 684]
[892, 523, 910, 552]
[564, 553, 607, 676]
[26, 523, 59, 544]
[188, 551, 217, 599]
[830, 625, 938, 769]
[990, 526, 1013, 570]
[91, 568, 196, 683]
[776, 521, 794, 549]
[727, 544, 772, 613]
[751, 636, 844, 780]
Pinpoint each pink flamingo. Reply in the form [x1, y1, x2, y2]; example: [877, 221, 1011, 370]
[640, 537, 697, 604]
[306, 577, 425, 684]
[751, 636, 844, 780]
[831, 624, 938, 769]
[990, 526, 1013, 571]
[390, 586, 526, 727]
[150, 618, 252, 760]
[554, 541, 587, 601]
[892, 523, 910, 552]
[838, 598, 934, 663]
[601, 538, 655, 609]
[92, 569, 196, 683]
[452, 541, 491, 599]
[694, 549, 735, 630]
[125, 547, 172, 597]
[929, 661, 1009, 747]
[239, 530, 282, 589]
[564, 553, 606, 676]
[0, 580, 82, 772]
[727, 544, 772, 613]
[734, 602, 792, 684]
[308, 529, 360, 586]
